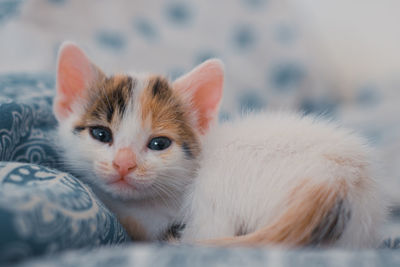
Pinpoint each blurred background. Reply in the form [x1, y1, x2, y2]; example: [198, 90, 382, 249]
[0, 0, 399, 216]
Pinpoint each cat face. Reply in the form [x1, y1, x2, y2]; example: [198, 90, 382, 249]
[54, 42, 224, 200]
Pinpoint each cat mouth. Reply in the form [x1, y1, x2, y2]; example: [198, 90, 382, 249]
[107, 177, 152, 189]
[109, 179, 136, 189]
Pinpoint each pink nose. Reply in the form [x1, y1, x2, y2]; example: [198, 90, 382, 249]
[112, 148, 137, 177]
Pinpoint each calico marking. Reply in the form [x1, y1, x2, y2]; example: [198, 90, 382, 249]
[150, 76, 170, 97]
[72, 75, 134, 133]
[310, 199, 351, 245]
[83, 75, 134, 125]
[200, 179, 349, 247]
[163, 223, 186, 241]
[119, 216, 148, 241]
[141, 76, 200, 158]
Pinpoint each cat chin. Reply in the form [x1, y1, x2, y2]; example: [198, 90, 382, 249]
[96, 181, 156, 201]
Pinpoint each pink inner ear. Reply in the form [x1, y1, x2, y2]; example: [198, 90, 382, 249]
[174, 59, 224, 134]
[55, 43, 98, 120]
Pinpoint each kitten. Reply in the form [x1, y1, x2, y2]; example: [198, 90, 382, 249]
[180, 113, 386, 248]
[53, 42, 223, 240]
[54, 42, 385, 247]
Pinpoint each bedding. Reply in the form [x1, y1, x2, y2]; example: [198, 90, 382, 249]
[0, 162, 129, 263]
[1, 0, 400, 266]
[13, 245, 400, 267]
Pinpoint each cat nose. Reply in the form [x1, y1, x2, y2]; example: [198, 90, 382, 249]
[113, 148, 137, 177]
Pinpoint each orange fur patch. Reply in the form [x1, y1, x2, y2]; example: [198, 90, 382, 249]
[324, 154, 366, 169]
[200, 179, 349, 247]
[324, 154, 369, 189]
[140, 76, 200, 157]
[135, 164, 149, 176]
[119, 216, 148, 241]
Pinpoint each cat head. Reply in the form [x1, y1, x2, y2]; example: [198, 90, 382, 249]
[54, 42, 224, 200]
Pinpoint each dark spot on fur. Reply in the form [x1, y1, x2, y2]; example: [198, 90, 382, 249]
[90, 108, 102, 120]
[105, 76, 133, 122]
[82, 75, 135, 124]
[151, 77, 170, 97]
[235, 223, 247, 236]
[115, 76, 133, 117]
[310, 199, 351, 246]
[182, 142, 194, 159]
[73, 126, 85, 134]
[162, 223, 185, 240]
[106, 104, 115, 122]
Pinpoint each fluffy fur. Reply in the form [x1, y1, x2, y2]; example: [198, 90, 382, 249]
[180, 113, 386, 248]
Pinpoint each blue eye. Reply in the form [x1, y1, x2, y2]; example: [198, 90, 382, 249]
[89, 126, 113, 143]
[148, 137, 172, 151]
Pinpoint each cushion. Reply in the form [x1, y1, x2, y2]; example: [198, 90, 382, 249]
[0, 74, 130, 264]
[0, 73, 58, 167]
[0, 162, 129, 264]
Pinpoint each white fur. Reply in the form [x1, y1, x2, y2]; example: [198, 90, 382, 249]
[181, 112, 386, 248]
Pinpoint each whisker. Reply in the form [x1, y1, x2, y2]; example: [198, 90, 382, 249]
[151, 182, 181, 209]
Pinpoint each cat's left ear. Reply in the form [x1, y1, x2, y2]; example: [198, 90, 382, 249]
[173, 59, 224, 134]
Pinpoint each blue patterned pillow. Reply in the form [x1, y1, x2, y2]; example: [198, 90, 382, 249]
[0, 73, 59, 167]
[0, 162, 129, 264]
[0, 74, 130, 264]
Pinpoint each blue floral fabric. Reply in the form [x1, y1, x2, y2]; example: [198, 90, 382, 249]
[0, 162, 129, 264]
[0, 74, 58, 167]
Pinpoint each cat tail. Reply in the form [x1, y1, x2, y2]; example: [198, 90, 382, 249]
[200, 179, 350, 247]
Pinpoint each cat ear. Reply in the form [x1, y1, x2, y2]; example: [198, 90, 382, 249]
[173, 59, 224, 134]
[54, 42, 104, 121]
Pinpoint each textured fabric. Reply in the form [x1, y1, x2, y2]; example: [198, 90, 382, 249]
[0, 162, 129, 264]
[15, 244, 400, 267]
[0, 74, 57, 167]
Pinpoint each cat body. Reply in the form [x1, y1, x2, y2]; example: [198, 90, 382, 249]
[54, 42, 385, 247]
[181, 112, 385, 248]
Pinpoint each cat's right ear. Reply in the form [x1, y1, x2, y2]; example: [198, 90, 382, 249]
[173, 59, 224, 135]
[54, 42, 104, 121]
